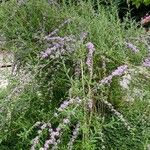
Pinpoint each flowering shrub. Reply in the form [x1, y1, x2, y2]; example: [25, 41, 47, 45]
[0, 0, 150, 150]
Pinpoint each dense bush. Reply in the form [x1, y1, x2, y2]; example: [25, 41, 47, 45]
[0, 0, 150, 150]
[130, 0, 150, 7]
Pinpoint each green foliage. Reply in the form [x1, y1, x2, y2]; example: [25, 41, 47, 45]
[0, 0, 150, 150]
[129, 0, 150, 7]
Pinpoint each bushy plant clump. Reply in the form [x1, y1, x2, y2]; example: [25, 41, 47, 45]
[0, 0, 150, 150]
[130, 0, 150, 7]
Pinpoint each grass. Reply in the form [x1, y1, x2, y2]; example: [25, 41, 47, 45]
[0, 0, 150, 150]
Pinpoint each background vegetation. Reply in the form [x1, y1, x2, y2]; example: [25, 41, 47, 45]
[130, 0, 150, 7]
[0, 0, 150, 150]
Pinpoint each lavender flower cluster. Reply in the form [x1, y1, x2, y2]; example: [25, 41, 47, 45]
[67, 122, 80, 150]
[31, 118, 71, 150]
[31, 97, 82, 150]
[86, 42, 95, 77]
[31, 122, 49, 150]
[125, 42, 139, 53]
[103, 100, 131, 130]
[55, 97, 82, 116]
[100, 65, 128, 84]
[41, 118, 70, 150]
[40, 20, 89, 60]
[143, 57, 150, 67]
[39, 19, 78, 59]
[41, 35, 76, 59]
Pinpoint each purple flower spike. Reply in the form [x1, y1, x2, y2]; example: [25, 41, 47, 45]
[67, 122, 80, 150]
[143, 57, 150, 67]
[100, 75, 113, 84]
[86, 42, 95, 77]
[100, 65, 128, 85]
[31, 123, 48, 150]
[112, 65, 128, 76]
[40, 52, 49, 58]
[125, 42, 139, 53]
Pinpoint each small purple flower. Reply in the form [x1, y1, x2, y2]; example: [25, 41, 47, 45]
[63, 118, 70, 124]
[31, 136, 39, 150]
[57, 100, 70, 112]
[56, 127, 61, 132]
[44, 142, 49, 149]
[37, 130, 42, 134]
[33, 136, 39, 144]
[42, 125, 58, 150]
[143, 57, 150, 67]
[41, 123, 47, 130]
[40, 52, 49, 58]
[125, 42, 139, 53]
[86, 42, 95, 50]
[51, 131, 59, 137]
[60, 100, 69, 109]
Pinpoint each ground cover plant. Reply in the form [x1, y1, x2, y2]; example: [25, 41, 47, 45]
[0, 0, 150, 150]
